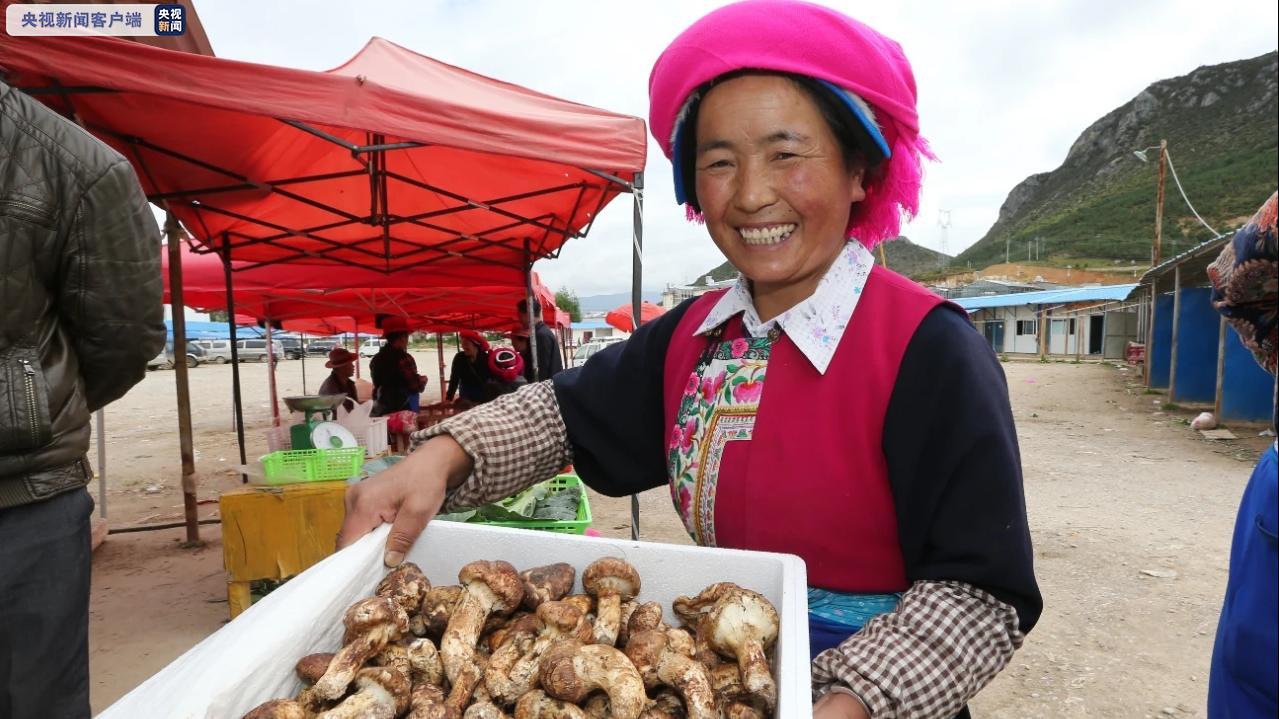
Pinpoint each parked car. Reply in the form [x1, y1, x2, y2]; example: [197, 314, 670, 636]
[307, 339, 339, 356]
[277, 337, 304, 360]
[570, 337, 626, 368]
[359, 338, 386, 358]
[195, 339, 235, 364]
[148, 341, 205, 370]
[236, 338, 282, 363]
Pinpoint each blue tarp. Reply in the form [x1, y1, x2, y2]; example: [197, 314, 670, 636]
[164, 320, 267, 340]
[954, 284, 1139, 311]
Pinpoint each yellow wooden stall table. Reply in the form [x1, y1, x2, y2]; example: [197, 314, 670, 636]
[219, 481, 347, 619]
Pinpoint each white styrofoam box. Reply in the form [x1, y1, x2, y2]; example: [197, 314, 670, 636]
[362, 416, 389, 457]
[97, 522, 810, 719]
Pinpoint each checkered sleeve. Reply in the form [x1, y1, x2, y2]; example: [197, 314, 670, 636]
[410, 381, 573, 513]
[811, 580, 1023, 719]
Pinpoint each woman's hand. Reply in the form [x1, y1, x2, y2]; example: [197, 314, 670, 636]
[337, 435, 472, 566]
[813, 691, 871, 719]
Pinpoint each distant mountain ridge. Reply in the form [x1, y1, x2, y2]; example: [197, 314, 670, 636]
[956, 52, 1278, 269]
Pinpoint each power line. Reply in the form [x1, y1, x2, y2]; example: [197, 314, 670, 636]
[1163, 152, 1221, 237]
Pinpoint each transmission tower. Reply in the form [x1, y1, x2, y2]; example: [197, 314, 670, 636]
[937, 210, 952, 256]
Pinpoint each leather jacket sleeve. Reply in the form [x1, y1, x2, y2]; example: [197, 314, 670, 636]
[60, 160, 165, 411]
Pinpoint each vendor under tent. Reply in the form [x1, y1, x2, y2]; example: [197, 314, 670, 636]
[3, 33, 650, 537]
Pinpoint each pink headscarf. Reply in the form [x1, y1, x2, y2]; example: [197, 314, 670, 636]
[648, 0, 934, 248]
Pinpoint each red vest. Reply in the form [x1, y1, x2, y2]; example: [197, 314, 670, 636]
[662, 267, 945, 592]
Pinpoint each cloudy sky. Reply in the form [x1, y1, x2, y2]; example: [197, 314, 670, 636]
[195, 0, 1277, 296]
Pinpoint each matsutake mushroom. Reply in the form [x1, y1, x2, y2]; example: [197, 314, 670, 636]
[513, 690, 589, 719]
[624, 629, 715, 719]
[488, 600, 592, 706]
[376, 562, 430, 616]
[416, 585, 464, 639]
[316, 666, 410, 719]
[313, 597, 409, 701]
[520, 563, 576, 610]
[699, 588, 779, 712]
[582, 558, 641, 647]
[464, 701, 514, 719]
[405, 683, 448, 719]
[538, 641, 647, 719]
[440, 559, 524, 709]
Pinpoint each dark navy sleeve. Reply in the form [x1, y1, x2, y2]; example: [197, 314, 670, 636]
[884, 306, 1043, 633]
[552, 299, 696, 498]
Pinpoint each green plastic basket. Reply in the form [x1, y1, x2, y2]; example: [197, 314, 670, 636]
[260, 449, 317, 485]
[260, 447, 365, 485]
[312, 447, 366, 481]
[476, 475, 592, 535]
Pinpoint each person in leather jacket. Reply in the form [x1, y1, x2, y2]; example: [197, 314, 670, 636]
[1, 79, 165, 719]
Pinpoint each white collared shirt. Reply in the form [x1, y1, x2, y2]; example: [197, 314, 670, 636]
[693, 241, 875, 375]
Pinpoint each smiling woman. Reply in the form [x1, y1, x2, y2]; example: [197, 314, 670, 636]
[339, 2, 1041, 718]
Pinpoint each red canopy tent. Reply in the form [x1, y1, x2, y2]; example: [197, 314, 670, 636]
[1, 31, 649, 536]
[605, 301, 666, 332]
[161, 243, 566, 333]
[0, 34, 644, 272]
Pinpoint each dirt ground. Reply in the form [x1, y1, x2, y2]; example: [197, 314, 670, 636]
[84, 354, 1272, 716]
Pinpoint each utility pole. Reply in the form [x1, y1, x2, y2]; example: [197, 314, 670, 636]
[1152, 139, 1168, 267]
[1005, 236, 1010, 265]
[938, 210, 952, 256]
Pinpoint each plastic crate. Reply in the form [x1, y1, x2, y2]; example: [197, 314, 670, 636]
[260, 450, 317, 485]
[260, 448, 365, 485]
[311, 447, 366, 481]
[473, 475, 592, 535]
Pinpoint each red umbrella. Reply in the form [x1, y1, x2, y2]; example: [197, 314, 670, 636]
[605, 301, 665, 332]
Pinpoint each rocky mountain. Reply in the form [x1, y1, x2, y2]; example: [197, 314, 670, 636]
[956, 52, 1278, 269]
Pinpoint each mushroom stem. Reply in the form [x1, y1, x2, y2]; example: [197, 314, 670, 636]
[624, 629, 715, 719]
[735, 639, 775, 711]
[539, 642, 647, 719]
[513, 690, 589, 719]
[316, 667, 408, 719]
[405, 684, 448, 719]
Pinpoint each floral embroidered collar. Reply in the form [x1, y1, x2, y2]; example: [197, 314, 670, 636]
[693, 241, 875, 375]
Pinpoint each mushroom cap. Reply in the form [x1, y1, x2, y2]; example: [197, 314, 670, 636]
[582, 558, 641, 601]
[707, 588, 779, 652]
[355, 666, 411, 715]
[459, 560, 525, 613]
[488, 612, 543, 652]
[376, 562, 430, 614]
[672, 582, 740, 628]
[538, 640, 590, 702]
[242, 699, 308, 719]
[626, 602, 666, 637]
[536, 601, 588, 638]
[294, 653, 334, 685]
[343, 596, 410, 636]
[520, 562, 577, 609]
[561, 594, 595, 616]
[622, 629, 667, 687]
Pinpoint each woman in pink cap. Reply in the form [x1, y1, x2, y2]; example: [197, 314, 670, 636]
[343, 3, 1039, 716]
[446, 330, 491, 406]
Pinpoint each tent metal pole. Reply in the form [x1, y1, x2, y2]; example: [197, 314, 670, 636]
[525, 239, 539, 379]
[300, 333, 308, 394]
[1214, 316, 1227, 419]
[354, 323, 361, 379]
[166, 213, 200, 542]
[437, 333, 447, 403]
[629, 172, 645, 541]
[266, 320, 280, 426]
[223, 233, 248, 482]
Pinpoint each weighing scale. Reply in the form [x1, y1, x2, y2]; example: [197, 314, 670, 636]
[283, 395, 349, 450]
